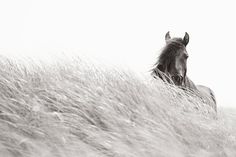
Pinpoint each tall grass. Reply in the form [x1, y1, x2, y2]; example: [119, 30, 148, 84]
[0, 56, 235, 157]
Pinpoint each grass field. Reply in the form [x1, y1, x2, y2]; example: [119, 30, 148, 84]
[0, 56, 235, 157]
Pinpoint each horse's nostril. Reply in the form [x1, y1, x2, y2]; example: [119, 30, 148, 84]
[172, 75, 183, 84]
[176, 76, 180, 82]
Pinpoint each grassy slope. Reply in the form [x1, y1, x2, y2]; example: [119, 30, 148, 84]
[0, 56, 235, 157]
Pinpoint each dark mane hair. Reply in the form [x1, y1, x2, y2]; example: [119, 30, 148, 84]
[151, 38, 186, 78]
[157, 39, 185, 67]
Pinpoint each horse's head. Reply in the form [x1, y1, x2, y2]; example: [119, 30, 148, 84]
[153, 32, 190, 86]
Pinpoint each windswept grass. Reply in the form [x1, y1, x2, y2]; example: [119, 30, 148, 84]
[0, 55, 235, 157]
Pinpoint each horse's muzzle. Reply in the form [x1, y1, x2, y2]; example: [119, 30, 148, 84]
[171, 75, 183, 86]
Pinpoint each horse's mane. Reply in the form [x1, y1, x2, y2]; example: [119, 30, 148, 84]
[154, 38, 185, 69]
[151, 38, 186, 79]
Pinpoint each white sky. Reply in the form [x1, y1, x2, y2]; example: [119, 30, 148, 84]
[0, 0, 235, 108]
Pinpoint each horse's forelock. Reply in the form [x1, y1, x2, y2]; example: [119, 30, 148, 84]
[158, 41, 185, 66]
[152, 39, 186, 79]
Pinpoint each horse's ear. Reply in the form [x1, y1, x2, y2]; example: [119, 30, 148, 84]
[182, 32, 189, 46]
[157, 64, 164, 72]
[165, 31, 171, 42]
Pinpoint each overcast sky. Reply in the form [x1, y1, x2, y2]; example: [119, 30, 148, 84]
[0, 0, 235, 108]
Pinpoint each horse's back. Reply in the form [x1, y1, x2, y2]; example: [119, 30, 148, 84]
[185, 77, 217, 112]
[196, 85, 217, 112]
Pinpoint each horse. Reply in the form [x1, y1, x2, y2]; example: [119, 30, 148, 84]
[151, 32, 217, 112]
